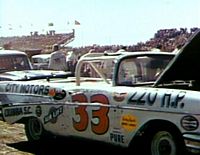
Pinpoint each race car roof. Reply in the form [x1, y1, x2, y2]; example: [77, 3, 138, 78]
[154, 29, 200, 86]
[0, 50, 28, 56]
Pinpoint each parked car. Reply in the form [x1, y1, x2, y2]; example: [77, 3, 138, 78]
[31, 54, 51, 70]
[0, 47, 181, 155]
[0, 49, 32, 71]
[0, 50, 72, 81]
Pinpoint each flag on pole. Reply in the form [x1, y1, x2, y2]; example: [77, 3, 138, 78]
[75, 20, 80, 25]
[48, 22, 54, 26]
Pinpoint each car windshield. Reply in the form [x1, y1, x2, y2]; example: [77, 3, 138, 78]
[0, 55, 31, 71]
[32, 58, 47, 63]
[80, 59, 114, 80]
[117, 55, 173, 86]
[32, 55, 50, 63]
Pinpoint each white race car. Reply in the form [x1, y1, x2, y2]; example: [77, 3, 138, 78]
[2, 31, 200, 155]
[0, 49, 72, 81]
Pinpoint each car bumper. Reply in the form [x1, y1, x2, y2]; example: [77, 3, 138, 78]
[0, 109, 3, 121]
[183, 133, 200, 154]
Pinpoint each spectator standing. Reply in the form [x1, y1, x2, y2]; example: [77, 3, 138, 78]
[48, 44, 68, 71]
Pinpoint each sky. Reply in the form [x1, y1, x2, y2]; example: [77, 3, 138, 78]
[0, 0, 200, 47]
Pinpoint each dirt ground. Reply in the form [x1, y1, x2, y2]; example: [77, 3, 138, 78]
[0, 120, 195, 155]
[0, 121, 32, 155]
[0, 120, 127, 155]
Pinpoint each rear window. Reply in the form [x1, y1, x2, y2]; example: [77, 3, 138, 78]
[32, 57, 50, 63]
[0, 55, 32, 71]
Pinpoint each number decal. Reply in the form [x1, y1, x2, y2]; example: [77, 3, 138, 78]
[91, 94, 109, 134]
[72, 94, 88, 131]
[71, 93, 109, 135]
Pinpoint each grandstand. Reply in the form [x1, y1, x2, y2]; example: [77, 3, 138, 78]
[0, 27, 199, 57]
[0, 29, 75, 55]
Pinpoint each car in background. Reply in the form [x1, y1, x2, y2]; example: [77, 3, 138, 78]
[31, 54, 51, 70]
[0, 49, 32, 71]
[0, 49, 72, 81]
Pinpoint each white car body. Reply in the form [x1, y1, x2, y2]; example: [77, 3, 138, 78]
[2, 29, 200, 154]
[0, 50, 72, 81]
[31, 54, 51, 70]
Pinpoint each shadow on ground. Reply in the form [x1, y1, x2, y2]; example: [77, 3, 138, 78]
[8, 136, 195, 155]
[8, 137, 131, 155]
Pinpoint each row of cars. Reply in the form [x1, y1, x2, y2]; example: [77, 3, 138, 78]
[0, 30, 200, 155]
[31, 53, 51, 70]
[0, 49, 72, 81]
[31, 51, 77, 70]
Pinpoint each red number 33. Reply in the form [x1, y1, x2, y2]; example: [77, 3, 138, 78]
[72, 93, 109, 135]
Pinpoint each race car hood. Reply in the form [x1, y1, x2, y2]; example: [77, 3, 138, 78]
[0, 70, 73, 81]
[154, 29, 200, 86]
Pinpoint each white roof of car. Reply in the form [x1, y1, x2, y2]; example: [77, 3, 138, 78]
[32, 54, 51, 59]
[78, 50, 175, 62]
[0, 49, 27, 56]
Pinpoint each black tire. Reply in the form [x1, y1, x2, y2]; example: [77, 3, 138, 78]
[25, 117, 46, 142]
[145, 128, 185, 155]
[130, 123, 186, 155]
[150, 130, 177, 155]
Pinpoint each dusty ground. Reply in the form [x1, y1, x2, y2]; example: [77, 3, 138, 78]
[0, 120, 127, 155]
[0, 121, 32, 155]
[0, 121, 195, 155]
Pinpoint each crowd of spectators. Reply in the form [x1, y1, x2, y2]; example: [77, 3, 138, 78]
[70, 27, 199, 54]
[0, 27, 199, 55]
[0, 27, 199, 75]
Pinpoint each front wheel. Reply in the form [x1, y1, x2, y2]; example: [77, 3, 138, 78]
[151, 131, 177, 155]
[25, 117, 45, 142]
[132, 124, 186, 155]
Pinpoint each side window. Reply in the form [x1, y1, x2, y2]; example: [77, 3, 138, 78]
[0, 55, 31, 71]
[13, 56, 31, 70]
[116, 55, 174, 85]
[118, 59, 140, 85]
[0, 57, 13, 70]
[145, 58, 170, 81]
